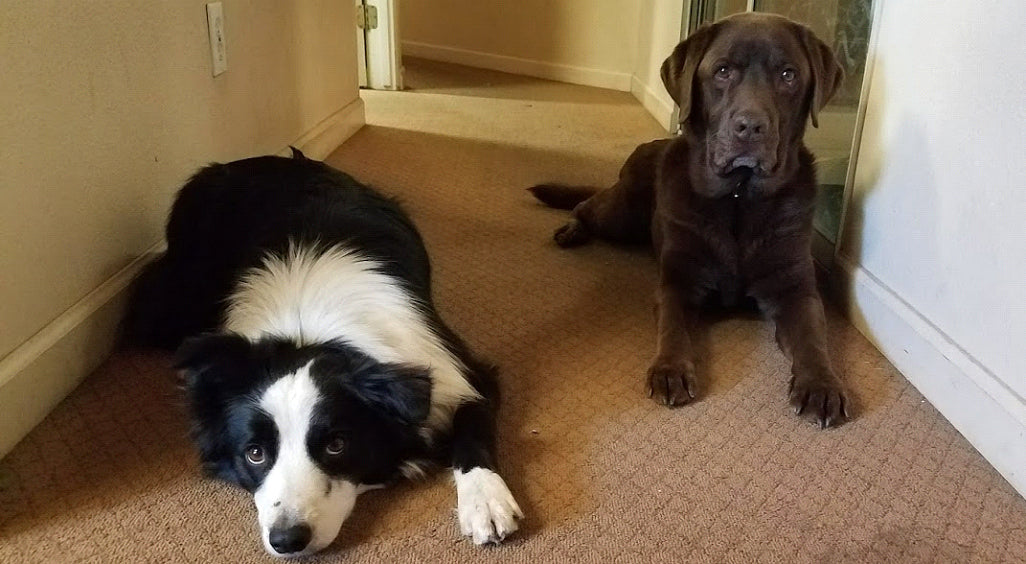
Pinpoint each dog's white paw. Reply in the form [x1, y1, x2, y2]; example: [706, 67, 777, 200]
[454, 468, 523, 545]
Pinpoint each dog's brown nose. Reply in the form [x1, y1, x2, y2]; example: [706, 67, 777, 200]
[732, 112, 768, 143]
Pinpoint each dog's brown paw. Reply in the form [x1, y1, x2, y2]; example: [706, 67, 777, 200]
[788, 374, 850, 428]
[553, 219, 591, 248]
[647, 361, 698, 407]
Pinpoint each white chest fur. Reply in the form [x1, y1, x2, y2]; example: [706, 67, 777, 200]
[223, 244, 479, 430]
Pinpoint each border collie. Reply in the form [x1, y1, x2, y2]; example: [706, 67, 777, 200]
[123, 150, 522, 556]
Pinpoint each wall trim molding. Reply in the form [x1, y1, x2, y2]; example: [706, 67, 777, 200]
[402, 40, 633, 92]
[833, 255, 1026, 499]
[277, 97, 366, 161]
[0, 102, 366, 458]
[630, 75, 675, 132]
[0, 244, 161, 458]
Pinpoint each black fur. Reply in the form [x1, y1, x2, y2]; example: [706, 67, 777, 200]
[122, 154, 432, 350]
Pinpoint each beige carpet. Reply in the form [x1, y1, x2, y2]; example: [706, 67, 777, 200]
[2, 58, 1025, 563]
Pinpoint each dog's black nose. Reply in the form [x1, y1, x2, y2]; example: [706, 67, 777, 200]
[269, 523, 312, 554]
[732, 112, 767, 142]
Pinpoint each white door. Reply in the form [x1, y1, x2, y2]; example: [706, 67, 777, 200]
[356, 0, 403, 90]
[356, 0, 368, 87]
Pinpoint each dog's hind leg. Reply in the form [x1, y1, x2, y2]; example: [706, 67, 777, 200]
[529, 139, 667, 248]
[563, 176, 652, 247]
[449, 371, 523, 545]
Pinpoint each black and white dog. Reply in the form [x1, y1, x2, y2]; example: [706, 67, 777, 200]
[123, 150, 522, 556]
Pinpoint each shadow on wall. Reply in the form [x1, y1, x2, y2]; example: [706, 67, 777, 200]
[836, 60, 940, 306]
[835, 57, 886, 267]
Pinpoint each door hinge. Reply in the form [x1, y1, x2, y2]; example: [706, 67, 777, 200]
[356, 5, 378, 30]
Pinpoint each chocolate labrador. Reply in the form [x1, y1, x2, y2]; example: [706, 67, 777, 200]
[529, 13, 850, 427]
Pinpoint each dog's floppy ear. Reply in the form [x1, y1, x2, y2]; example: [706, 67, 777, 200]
[661, 22, 719, 131]
[175, 333, 255, 480]
[796, 24, 843, 128]
[317, 353, 432, 426]
[175, 333, 254, 385]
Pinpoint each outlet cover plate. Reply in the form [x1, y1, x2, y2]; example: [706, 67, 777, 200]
[206, 3, 227, 76]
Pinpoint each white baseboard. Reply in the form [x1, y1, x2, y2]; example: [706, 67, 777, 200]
[277, 97, 366, 160]
[834, 255, 1026, 499]
[630, 75, 675, 132]
[0, 102, 366, 459]
[0, 244, 161, 458]
[402, 40, 633, 92]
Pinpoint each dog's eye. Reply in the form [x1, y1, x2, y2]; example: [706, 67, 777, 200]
[715, 65, 731, 80]
[781, 68, 797, 83]
[325, 437, 345, 456]
[245, 445, 267, 466]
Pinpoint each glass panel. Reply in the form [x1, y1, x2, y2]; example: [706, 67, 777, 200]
[755, 0, 871, 107]
[687, 0, 746, 34]
[753, 0, 873, 245]
[713, 0, 748, 19]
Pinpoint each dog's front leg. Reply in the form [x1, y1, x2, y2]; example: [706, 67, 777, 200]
[765, 288, 850, 428]
[647, 256, 703, 406]
[450, 396, 523, 544]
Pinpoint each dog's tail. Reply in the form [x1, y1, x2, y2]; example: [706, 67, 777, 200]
[289, 146, 307, 160]
[527, 184, 597, 210]
[119, 254, 218, 351]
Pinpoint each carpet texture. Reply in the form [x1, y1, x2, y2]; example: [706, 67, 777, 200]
[2, 58, 1025, 563]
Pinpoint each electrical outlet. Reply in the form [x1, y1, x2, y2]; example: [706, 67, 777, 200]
[206, 2, 227, 76]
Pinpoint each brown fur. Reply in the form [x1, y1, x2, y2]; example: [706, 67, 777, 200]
[529, 13, 850, 427]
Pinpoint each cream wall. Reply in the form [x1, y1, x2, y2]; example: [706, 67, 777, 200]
[401, 0, 642, 91]
[0, 0, 363, 456]
[838, 0, 1026, 496]
[631, 0, 684, 130]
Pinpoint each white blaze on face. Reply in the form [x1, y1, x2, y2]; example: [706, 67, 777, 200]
[255, 363, 359, 556]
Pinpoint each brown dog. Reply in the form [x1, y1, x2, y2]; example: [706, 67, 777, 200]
[529, 13, 849, 427]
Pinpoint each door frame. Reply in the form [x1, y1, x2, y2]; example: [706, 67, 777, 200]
[357, 0, 403, 91]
